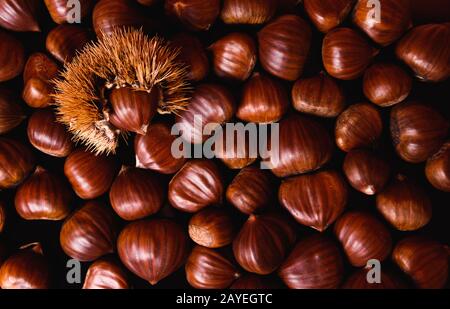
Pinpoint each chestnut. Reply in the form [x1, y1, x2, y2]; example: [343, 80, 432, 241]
[335, 103, 383, 152]
[14, 166, 73, 221]
[209, 32, 257, 81]
[426, 141, 450, 192]
[0, 88, 26, 135]
[279, 170, 348, 232]
[46, 24, 93, 63]
[343, 149, 391, 195]
[278, 235, 344, 289]
[109, 167, 165, 221]
[135, 122, 186, 174]
[376, 175, 432, 231]
[265, 113, 333, 177]
[213, 128, 257, 169]
[291, 72, 346, 118]
[322, 28, 378, 80]
[60, 201, 118, 262]
[231, 274, 283, 289]
[221, 0, 277, 25]
[226, 166, 275, 215]
[334, 211, 392, 267]
[45, 0, 96, 24]
[171, 33, 209, 82]
[22, 78, 53, 109]
[258, 15, 312, 81]
[117, 219, 189, 285]
[396, 23, 450, 82]
[393, 236, 448, 289]
[0, 243, 50, 289]
[83, 257, 130, 289]
[0, 138, 35, 190]
[343, 269, 406, 289]
[175, 84, 236, 144]
[0, 0, 40, 32]
[168, 160, 224, 213]
[23, 52, 59, 83]
[353, 0, 412, 46]
[27, 108, 74, 158]
[304, 0, 355, 33]
[165, 0, 220, 31]
[390, 102, 449, 163]
[237, 72, 289, 123]
[188, 207, 235, 248]
[0, 30, 25, 82]
[363, 63, 412, 107]
[186, 246, 241, 289]
[232, 213, 296, 275]
[64, 148, 120, 200]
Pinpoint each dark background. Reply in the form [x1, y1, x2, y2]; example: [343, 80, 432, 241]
[0, 1, 449, 289]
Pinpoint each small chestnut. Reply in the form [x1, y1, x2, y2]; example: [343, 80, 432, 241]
[82, 257, 130, 289]
[213, 128, 257, 169]
[0, 138, 35, 190]
[425, 141, 450, 192]
[304, 0, 355, 33]
[171, 33, 209, 82]
[165, 0, 220, 31]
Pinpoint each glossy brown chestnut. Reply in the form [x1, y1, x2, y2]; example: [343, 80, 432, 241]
[343, 269, 405, 289]
[237, 72, 289, 123]
[213, 128, 257, 169]
[334, 211, 392, 267]
[353, 0, 412, 46]
[304, 0, 354, 33]
[188, 208, 235, 248]
[82, 257, 130, 289]
[265, 113, 333, 177]
[60, 201, 118, 262]
[335, 103, 383, 152]
[46, 24, 92, 63]
[27, 108, 74, 158]
[278, 235, 344, 289]
[232, 213, 296, 275]
[376, 175, 432, 231]
[0, 243, 49, 289]
[390, 102, 449, 163]
[44, 0, 96, 24]
[22, 78, 53, 109]
[0, 138, 35, 190]
[0, 201, 6, 233]
[291, 72, 345, 118]
[363, 63, 412, 107]
[0, 89, 26, 134]
[231, 274, 282, 289]
[322, 28, 378, 80]
[0, 30, 25, 82]
[209, 33, 257, 81]
[343, 149, 390, 195]
[226, 166, 274, 215]
[64, 149, 120, 199]
[279, 170, 348, 232]
[171, 33, 209, 82]
[175, 84, 235, 144]
[135, 122, 186, 174]
[109, 167, 165, 221]
[14, 166, 72, 221]
[117, 219, 189, 285]
[165, 0, 220, 31]
[186, 246, 241, 289]
[0, 0, 40, 32]
[23, 52, 59, 83]
[426, 142, 450, 192]
[108, 87, 158, 135]
[258, 15, 312, 81]
[393, 236, 448, 289]
[168, 160, 224, 213]
[396, 23, 450, 82]
[221, 0, 276, 25]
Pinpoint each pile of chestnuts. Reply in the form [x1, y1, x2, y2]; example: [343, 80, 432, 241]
[0, 0, 449, 290]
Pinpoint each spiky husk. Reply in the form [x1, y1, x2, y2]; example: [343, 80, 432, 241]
[53, 28, 190, 155]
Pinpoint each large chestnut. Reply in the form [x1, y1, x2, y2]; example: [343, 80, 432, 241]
[46, 24, 92, 64]
[82, 257, 130, 289]
[60, 201, 118, 262]
[279, 170, 348, 232]
[334, 211, 392, 267]
[335, 103, 383, 152]
[278, 235, 344, 289]
[393, 236, 448, 289]
[343, 269, 405, 289]
[221, 0, 276, 25]
[0, 243, 50, 289]
[376, 175, 432, 231]
[0, 30, 25, 82]
[64, 148, 120, 199]
[0, 0, 40, 32]
[391, 102, 449, 163]
[186, 246, 241, 289]
[117, 219, 189, 285]
[232, 213, 296, 275]
[0, 88, 26, 135]
[15, 166, 73, 221]
[0, 138, 35, 190]
[168, 160, 224, 213]
[171, 33, 209, 82]
[109, 167, 165, 221]
[165, 0, 220, 31]
[426, 142, 450, 192]
[304, 0, 354, 33]
[258, 15, 312, 81]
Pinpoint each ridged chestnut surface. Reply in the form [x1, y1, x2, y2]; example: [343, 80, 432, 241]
[0, 89, 26, 134]
[0, 138, 35, 190]
[304, 0, 354, 33]
[0, 0, 41, 32]
[165, 0, 220, 31]
[46, 24, 92, 63]
[82, 257, 130, 289]
[221, 0, 277, 25]
[426, 142, 450, 192]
